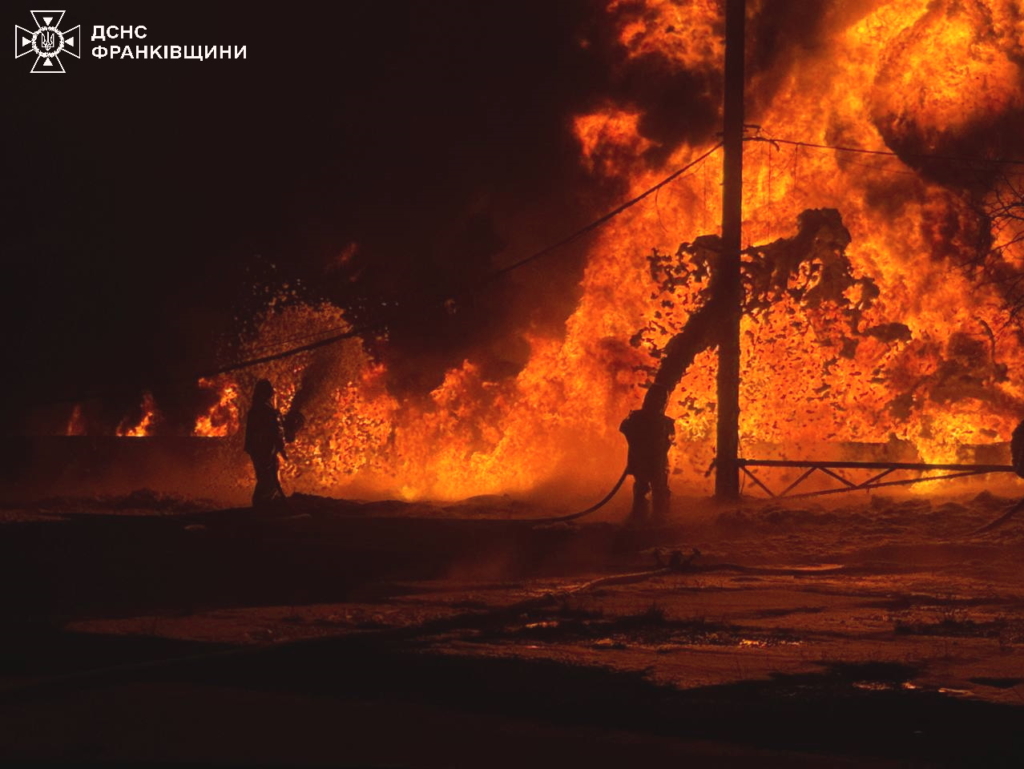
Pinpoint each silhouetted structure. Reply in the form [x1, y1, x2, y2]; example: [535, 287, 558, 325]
[620, 385, 675, 523]
[244, 379, 287, 507]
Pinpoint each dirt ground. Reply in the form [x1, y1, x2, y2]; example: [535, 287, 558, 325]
[1, 484, 1023, 767]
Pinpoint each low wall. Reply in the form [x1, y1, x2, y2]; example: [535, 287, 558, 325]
[0, 436, 250, 503]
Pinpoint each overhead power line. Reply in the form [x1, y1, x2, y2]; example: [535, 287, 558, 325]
[202, 143, 724, 377]
[484, 143, 723, 282]
[232, 135, 1020, 370]
[51, 143, 725, 403]
[61, 132, 1024, 401]
[196, 322, 387, 379]
[176, 136, 1024, 380]
[63, 132, 1024, 400]
[753, 136, 1024, 167]
[146, 136, 1024, 382]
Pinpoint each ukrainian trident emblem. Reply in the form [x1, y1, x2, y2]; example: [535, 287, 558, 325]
[15, 11, 80, 73]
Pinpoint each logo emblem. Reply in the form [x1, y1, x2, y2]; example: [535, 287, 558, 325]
[15, 10, 80, 73]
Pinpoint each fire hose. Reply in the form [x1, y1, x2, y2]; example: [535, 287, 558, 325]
[529, 464, 1024, 531]
[970, 440, 1024, 534]
[969, 496, 1024, 536]
[525, 466, 629, 524]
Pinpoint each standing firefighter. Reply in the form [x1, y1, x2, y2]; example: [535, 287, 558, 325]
[619, 385, 675, 524]
[244, 379, 288, 507]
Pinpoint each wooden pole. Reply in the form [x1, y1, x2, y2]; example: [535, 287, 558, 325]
[715, 0, 745, 499]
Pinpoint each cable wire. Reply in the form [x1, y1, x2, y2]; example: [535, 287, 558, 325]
[63, 134, 1024, 394]
[751, 136, 1024, 167]
[484, 143, 723, 283]
[44, 144, 725, 403]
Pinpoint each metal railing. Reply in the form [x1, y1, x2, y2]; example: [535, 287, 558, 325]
[736, 459, 1016, 499]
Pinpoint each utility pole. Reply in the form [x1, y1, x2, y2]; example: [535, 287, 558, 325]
[715, 0, 745, 499]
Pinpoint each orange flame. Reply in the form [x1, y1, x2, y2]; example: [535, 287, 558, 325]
[193, 377, 241, 437]
[234, 0, 1024, 499]
[116, 392, 159, 437]
[66, 404, 85, 436]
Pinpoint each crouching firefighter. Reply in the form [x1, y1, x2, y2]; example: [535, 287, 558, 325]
[619, 384, 675, 524]
[244, 379, 288, 507]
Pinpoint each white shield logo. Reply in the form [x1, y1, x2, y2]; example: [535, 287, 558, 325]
[15, 10, 80, 73]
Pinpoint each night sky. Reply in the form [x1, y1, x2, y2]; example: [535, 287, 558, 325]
[6, 1, 636, 431]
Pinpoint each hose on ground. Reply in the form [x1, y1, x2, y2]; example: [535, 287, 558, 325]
[968, 496, 1024, 536]
[527, 466, 630, 524]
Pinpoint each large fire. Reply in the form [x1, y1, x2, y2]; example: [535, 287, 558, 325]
[157, 2, 1024, 500]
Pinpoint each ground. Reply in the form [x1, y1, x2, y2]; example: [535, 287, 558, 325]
[1, 483, 1023, 767]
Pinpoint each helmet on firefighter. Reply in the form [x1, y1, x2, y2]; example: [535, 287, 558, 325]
[253, 379, 274, 404]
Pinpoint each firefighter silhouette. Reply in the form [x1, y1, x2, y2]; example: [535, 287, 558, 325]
[619, 385, 675, 523]
[243, 379, 288, 507]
